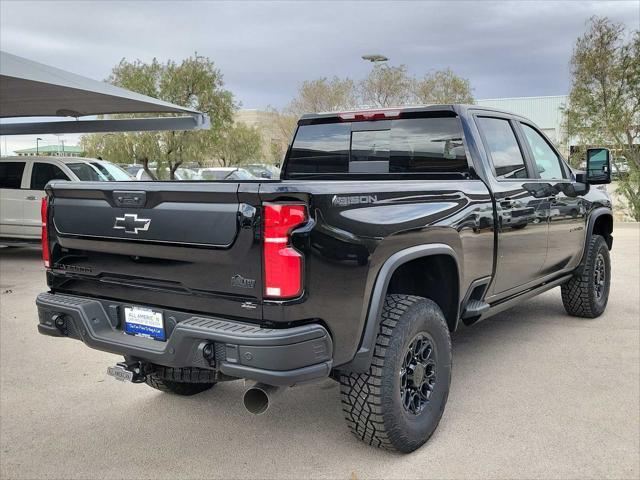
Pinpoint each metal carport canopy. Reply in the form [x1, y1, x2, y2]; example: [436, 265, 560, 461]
[0, 50, 209, 135]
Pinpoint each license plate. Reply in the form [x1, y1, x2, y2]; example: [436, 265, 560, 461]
[124, 306, 165, 340]
[107, 365, 134, 382]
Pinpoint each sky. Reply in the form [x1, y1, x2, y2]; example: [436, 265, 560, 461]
[1, 0, 639, 154]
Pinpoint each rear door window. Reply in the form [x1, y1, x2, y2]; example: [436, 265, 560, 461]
[0, 162, 26, 188]
[286, 116, 468, 176]
[476, 117, 529, 180]
[30, 162, 70, 190]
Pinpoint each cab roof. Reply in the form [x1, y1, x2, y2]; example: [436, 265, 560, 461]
[0, 155, 100, 164]
[298, 104, 523, 124]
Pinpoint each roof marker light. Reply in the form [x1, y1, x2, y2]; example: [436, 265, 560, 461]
[338, 110, 402, 121]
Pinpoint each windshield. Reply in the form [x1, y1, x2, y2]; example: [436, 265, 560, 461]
[67, 162, 108, 181]
[175, 168, 200, 180]
[228, 169, 254, 180]
[199, 169, 253, 180]
[245, 164, 280, 179]
[201, 170, 234, 180]
[90, 161, 133, 181]
[244, 165, 264, 176]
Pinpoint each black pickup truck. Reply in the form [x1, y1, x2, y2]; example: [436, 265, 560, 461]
[36, 105, 614, 453]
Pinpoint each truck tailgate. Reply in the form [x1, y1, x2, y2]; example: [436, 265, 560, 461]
[45, 181, 263, 321]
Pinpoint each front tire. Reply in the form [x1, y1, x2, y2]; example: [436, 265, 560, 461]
[340, 295, 452, 453]
[145, 366, 216, 396]
[561, 234, 611, 318]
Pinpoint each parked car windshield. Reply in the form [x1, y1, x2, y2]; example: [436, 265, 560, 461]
[244, 164, 280, 179]
[89, 161, 134, 181]
[227, 169, 254, 180]
[175, 168, 201, 180]
[67, 162, 108, 181]
[200, 169, 254, 180]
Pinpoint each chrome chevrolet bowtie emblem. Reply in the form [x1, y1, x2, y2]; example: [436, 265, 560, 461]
[113, 214, 151, 234]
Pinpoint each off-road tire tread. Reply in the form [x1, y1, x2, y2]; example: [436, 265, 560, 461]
[339, 294, 450, 452]
[145, 366, 216, 395]
[561, 235, 609, 318]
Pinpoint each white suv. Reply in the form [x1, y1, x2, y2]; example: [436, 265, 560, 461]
[0, 156, 132, 243]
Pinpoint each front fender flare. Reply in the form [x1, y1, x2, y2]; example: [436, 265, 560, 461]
[586, 207, 613, 245]
[580, 207, 613, 262]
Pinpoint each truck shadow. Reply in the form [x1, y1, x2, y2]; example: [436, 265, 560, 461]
[1, 245, 584, 468]
[75, 292, 570, 470]
[0, 246, 41, 257]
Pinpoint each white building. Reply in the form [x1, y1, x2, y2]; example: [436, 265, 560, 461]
[476, 95, 568, 145]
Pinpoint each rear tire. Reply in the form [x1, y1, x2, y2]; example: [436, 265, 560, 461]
[561, 234, 610, 318]
[145, 366, 216, 396]
[340, 295, 452, 453]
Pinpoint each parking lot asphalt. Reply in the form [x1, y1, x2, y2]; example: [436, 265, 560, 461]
[0, 224, 638, 480]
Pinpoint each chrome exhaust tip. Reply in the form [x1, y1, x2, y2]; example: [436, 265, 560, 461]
[243, 382, 282, 415]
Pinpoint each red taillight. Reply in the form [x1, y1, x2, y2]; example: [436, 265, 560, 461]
[263, 203, 307, 299]
[41, 197, 50, 268]
[338, 109, 402, 121]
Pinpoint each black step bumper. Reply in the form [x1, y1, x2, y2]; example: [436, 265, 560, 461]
[36, 292, 332, 386]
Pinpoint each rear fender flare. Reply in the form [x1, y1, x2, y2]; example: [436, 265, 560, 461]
[343, 244, 460, 373]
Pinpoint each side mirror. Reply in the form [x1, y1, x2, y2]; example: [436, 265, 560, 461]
[586, 148, 611, 184]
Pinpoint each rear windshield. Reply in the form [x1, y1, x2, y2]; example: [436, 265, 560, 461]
[285, 116, 468, 177]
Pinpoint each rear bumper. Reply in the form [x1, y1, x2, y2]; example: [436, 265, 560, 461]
[36, 292, 332, 386]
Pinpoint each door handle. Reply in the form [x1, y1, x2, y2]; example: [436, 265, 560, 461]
[25, 195, 37, 201]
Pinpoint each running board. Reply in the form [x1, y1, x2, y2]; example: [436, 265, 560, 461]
[479, 274, 573, 322]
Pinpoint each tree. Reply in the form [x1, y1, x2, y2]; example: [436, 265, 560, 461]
[565, 17, 640, 219]
[262, 77, 357, 165]
[82, 131, 161, 178]
[286, 77, 357, 116]
[215, 122, 263, 167]
[265, 107, 298, 164]
[81, 54, 236, 179]
[359, 64, 414, 107]
[414, 68, 474, 104]
[269, 64, 476, 165]
[617, 169, 640, 220]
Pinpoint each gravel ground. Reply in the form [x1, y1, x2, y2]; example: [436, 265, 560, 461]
[1, 224, 638, 480]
